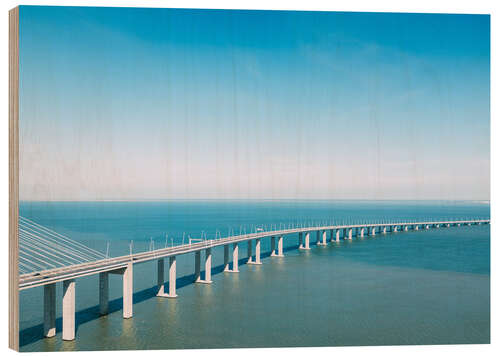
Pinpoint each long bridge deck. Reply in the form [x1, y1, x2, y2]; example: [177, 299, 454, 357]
[19, 218, 490, 341]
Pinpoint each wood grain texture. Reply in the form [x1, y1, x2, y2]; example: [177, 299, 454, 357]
[9, 6, 19, 351]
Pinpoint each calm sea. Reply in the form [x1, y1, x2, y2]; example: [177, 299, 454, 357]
[18, 200, 490, 351]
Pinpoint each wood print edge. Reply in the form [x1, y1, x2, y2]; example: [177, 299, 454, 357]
[9, 5, 20, 352]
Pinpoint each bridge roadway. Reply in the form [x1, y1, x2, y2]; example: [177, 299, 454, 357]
[21, 219, 489, 341]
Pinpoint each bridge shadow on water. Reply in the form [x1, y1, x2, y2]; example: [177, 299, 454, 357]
[20, 243, 308, 347]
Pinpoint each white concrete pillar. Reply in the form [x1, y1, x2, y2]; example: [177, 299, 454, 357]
[204, 248, 213, 283]
[247, 240, 254, 263]
[277, 236, 284, 256]
[224, 245, 230, 272]
[425, 225, 429, 229]
[271, 236, 277, 256]
[232, 243, 239, 272]
[157, 259, 165, 296]
[255, 238, 262, 264]
[305, 232, 310, 249]
[62, 279, 75, 341]
[371, 227, 376, 236]
[446, 223, 450, 227]
[248, 239, 262, 264]
[404, 225, 408, 231]
[393, 225, 398, 232]
[99, 272, 109, 315]
[359, 228, 365, 238]
[347, 228, 352, 240]
[44, 283, 56, 338]
[166, 256, 178, 297]
[318, 230, 327, 245]
[415, 225, 419, 231]
[298, 232, 304, 249]
[194, 251, 201, 282]
[123, 263, 133, 318]
[316, 231, 321, 244]
[382, 226, 387, 234]
[335, 229, 340, 242]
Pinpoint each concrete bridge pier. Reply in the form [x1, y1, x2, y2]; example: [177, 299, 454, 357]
[370, 227, 376, 236]
[247, 240, 254, 263]
[276, 236, 284, 256]
[271, 236, 277, 256]
[318, 230, 327, 245]
[224, 245, 230, 271]
[404, 225, 408, 231]
[99, 272, 109, 315]
[359, 227, 365, 238]
[194, 251, 201, 282]
[43, 283, 56, 338]
[62, 279, 75, 341]
[446, 224, 450, 227]
[316, 231, 321, 245]
[329, 229, 334, 242]
[299, 232, 311, 250]
[335, 229, 340, 242]
[108, 263, 133, 318]
[393, 225, 398, 232]
[415, 225, 419, 231]
[157, 259, 166, 295]
[225, 243, 239, 272]
[302, 232, 311, 249]
[298, 232, 304, 249]
[249, 239, 263, 264]
[347, 228, 352, 240]
[382, 226, 387, 234]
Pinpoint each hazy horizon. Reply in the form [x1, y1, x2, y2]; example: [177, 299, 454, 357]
[19, 7, 490, 201]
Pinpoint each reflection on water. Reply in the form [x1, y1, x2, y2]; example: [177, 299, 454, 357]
[19, 201, 490, 351]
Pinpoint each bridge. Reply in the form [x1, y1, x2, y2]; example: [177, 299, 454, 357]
[19, 217, 490, 341]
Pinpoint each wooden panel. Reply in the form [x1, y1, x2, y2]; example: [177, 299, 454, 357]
[9, 6, 19, 351]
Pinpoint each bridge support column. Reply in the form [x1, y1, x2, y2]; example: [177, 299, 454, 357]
[382, 226, 387, 234]
[271, 236, 277, 256]
[123, 263, 134, 317]
[393, 225, 398, 232]
[446, 224, 450, 227]
[371, 227, 376, 236]
[43, 283, 56, 338]
[194, 251, 201, 282]
[343, 228, 347, 239]
[404, 225, 408, 231]
[204, 249, 213, 283]
[335, 229, 340, 242]
[248, 238, 262, 264]
[318, 230, 327, 245]
[247, 240, 254, 263]
[233, 243, 239, 272]
[225, 243, 239, 272]
[359, 228, 365, 238]
[415, 225, 419, 231]
[316, 231, 321, 245]
[99, 272, 109, 315]
[157, 259, 165, 295]
[62, 279, 75, 341]
[347, 228, 352, 240]
[277, 236, 284, 256]
[299, 232, 310, 250]
[224, 245, 230, 271]
[298, 232, 304, 249]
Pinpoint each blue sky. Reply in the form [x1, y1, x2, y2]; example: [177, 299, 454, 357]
[19, 6, 490, 200]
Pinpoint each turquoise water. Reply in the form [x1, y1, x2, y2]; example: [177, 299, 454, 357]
[19, 200, 490, 351]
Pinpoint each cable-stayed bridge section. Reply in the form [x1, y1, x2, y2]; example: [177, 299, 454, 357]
[18, 216, 490, 341]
